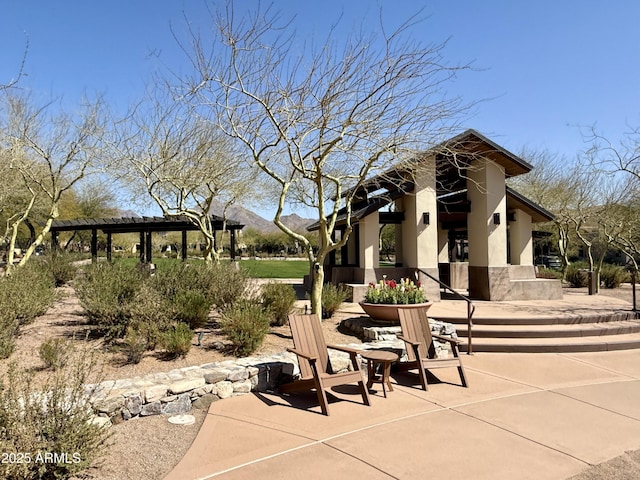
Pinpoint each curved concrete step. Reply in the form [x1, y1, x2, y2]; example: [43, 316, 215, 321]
[460, 332, 640, 353]
[433, 311, 638, 326]
[457, 320, 640, 339]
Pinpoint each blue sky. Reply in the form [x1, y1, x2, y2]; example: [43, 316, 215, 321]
[2, 1, 639, 216]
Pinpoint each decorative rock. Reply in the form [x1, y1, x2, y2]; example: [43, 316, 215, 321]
[227, 367, 249, 382]
[160, 395, 178, 403]
[162, 393, 191, 415]
[144, 384, 169, 403]
[90, 416, 112, 429]
[124, 394, 142, 416]
[192, 394, 218, 410]
[216, 381, 234, 399]
[169, 378, 206, 395]
[96, 396, 124, 415]
[140, 401, 162, 416]
[204, 371, 228, 384]
[232, 379, 252, 394]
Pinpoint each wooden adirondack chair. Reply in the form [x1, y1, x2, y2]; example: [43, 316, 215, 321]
[397, 307, 468, 391]
[279, 313, 371, 415]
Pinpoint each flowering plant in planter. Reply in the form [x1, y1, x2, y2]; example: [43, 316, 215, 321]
[364, 276, 426, 304]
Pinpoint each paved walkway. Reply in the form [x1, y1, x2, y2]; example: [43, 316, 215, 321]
[165, 347, 640, 480]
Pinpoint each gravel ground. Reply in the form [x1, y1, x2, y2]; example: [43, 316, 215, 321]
[6, 283, 640, 479]
[3, 284, 362, 480]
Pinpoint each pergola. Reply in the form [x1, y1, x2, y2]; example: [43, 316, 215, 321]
[49, 214, 244, 263]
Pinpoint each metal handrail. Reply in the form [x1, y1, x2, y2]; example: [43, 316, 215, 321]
[416, 268, 476, 354]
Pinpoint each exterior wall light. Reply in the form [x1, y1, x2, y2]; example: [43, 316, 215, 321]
[422, 212, 430, 225]
[493, 212, 501, 225]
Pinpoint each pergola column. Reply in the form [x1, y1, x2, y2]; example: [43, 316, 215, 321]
[91, 229, 98, 264]
[106, 232, 112, 262]
[181, 230, 188, 261]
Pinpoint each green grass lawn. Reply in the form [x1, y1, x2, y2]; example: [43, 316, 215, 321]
[239, 259, 309, 278]
[113, 256, 308, 278]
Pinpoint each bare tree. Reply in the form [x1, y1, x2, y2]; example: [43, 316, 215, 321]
[0, 94, 105, 273]
[111, 95, 257, 262]
[586, 126, 640, 183]
[585, 127, 640, 277]
[176, 3, 471, 313]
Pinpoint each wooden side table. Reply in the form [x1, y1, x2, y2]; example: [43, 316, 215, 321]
[360, 349, 399, 398]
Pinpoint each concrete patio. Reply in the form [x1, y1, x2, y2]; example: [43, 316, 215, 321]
[164, 346, 640, 480]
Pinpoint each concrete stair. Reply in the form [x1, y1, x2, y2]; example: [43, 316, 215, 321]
[432, 311, 640, 353]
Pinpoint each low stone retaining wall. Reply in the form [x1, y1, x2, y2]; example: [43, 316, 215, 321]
[89, 350, 355, 427]
[89, 319, 457, 427]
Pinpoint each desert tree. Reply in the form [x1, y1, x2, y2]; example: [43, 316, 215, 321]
[0, 94, 106, 273]
[110, 93, 257, 263]
[586, 126, 640, 184]
[585, 129, 640, 275]
[176, 3, 471, 314]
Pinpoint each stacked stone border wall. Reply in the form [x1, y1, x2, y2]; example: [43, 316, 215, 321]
[89, 319, 456, 427]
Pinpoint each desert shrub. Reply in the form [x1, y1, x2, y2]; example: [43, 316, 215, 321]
[39, 252, 77, 286]
[150, 262, 214, 301]
[0, 314, 18, 359]
[75, 262, 145, 339]
[127, 285, 174, 337]
[0, 356, 111, 480]
[321, 283, 350, 319]
[207, 262, 250, 311]
[38, 338, 71, 370]
[220, 299, 270, 357]
[122, 324, 149, 364]
[161, 322, 193, 357]
[262, 282, 297, 326]
[0, 262, 56, 326]
[173, 290, 212, 330]
[536, 267, 562, 280]
[565, 262, 589, 288]
[599, 264, 629, 289]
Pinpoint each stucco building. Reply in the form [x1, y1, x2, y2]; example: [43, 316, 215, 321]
[312, 129, 562, 302]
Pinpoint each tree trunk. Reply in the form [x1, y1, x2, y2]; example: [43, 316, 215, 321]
[309, 263, 325, 317]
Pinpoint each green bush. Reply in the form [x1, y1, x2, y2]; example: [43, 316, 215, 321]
[161, 322, 193, 357]
[39, 252, 77, 286]
[0, 262, 56, 326]
[0, 357, 111, 480]
[599, 264, 629, 289]
[565, 262, 589, 288]
[0, 314, 18, 359]
[220, 299, 270, 357]
[38, 338, 71, 370]
[321, 283, 349, 319]
[536, 267, 562, 279]
[122, 325, 148, 364]
[207, 262, 250, 311]
[173, 290, 212, 330]
[75, 263, 145, 339]
[262, 282, 297, 326]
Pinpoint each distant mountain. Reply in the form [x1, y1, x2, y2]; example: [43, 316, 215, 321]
[209, 201, 314, 233]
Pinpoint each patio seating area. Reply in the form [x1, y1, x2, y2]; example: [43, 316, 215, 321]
[164, 291, 640, 480]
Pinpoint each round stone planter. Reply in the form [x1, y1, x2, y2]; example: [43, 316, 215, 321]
[359, 301, 433, 325]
